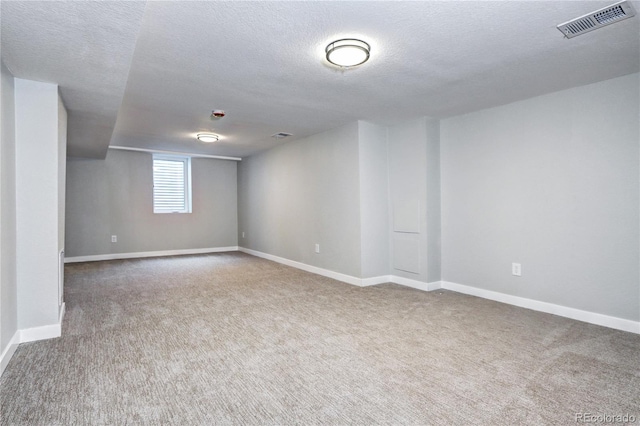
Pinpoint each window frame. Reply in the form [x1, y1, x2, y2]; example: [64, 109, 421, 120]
[152, 154, 192, 214]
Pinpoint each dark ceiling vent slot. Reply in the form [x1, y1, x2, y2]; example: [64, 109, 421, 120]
[557, 1, 636, 38]
[271, 132, 293, 139]
[594, 4, 627, 24]
[563, 18, 595, 35]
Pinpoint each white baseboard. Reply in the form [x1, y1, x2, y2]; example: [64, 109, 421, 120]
[18, 302, 65, 344]
[238, 247, 638, 335]
[440, 281, 639, 334]
[392, 276, 442, 291]
[20, 313, 64, 344]
[362, 275, 391, 286]
[59, 302, 66, 325]
[0, 330, 20, 377]
[0, 303, 66, 377]
[239, 247, 371, 286]
[238, 248, 443, 291]
[65, 246, 239, 263]
[19, 323, 61, 343]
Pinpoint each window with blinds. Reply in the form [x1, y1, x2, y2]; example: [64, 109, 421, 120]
[152, 154, 192, 213]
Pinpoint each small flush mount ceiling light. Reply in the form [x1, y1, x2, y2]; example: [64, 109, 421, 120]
[196, 133, 219, 143]
[325, 38, 370, 67]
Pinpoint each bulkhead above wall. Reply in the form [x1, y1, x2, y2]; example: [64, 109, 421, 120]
[1, 1, 637, 159]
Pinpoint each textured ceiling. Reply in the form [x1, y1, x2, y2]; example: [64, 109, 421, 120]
[2, 1, 639, 159]
[1, 1, 147, 158]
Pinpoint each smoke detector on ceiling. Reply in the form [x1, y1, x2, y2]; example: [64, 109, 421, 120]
[557, 1, 636, 38]
[210, 110, 226, 119]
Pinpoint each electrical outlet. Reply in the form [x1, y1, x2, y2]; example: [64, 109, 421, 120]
[512, 263, 522, 276]
[242, 232, 245, 238]
[315, 244, 320, 253]
[111, 235, 117, 243]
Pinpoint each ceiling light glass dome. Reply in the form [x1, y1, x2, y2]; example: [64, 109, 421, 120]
[196, 133, 219, 143]
[325, 39, 370, 67]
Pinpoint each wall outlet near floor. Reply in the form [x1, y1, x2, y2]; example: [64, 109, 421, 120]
[242, 232, 245, 238]
[315, 244, 320, 253]
[512, 263, 522, 276]
[111, 235, 117, 243]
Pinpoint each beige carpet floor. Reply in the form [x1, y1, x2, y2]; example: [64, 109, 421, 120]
[1, 252, 638, 425]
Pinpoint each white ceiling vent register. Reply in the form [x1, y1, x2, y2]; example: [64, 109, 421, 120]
[557, 1, 636, 38]
[271, 132, 292, 139]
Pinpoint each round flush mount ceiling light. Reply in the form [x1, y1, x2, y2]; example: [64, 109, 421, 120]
[325, 38, 370, 67]
[196, 133, 219, 143]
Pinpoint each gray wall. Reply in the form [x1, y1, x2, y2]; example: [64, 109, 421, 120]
[58, 94, 67, 310]
[15, 78, 65, 329]
[238, 122, 362, 277]
[58, 95, 67, 254]
[425, 119, 441, 282]
[358, 121, 390, 278]
[387, 117, 440, 282]
[65, 149, 238, 257]
[1, 62, 18, 353]
[441, 73, 639, 321]
[238, 119, 443, 281]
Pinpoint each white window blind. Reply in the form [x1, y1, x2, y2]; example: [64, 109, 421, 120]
[153, 154, 192, 213]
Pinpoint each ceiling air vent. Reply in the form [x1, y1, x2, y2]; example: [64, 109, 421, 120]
[271, 132, 292, 139]
[557, 1, 636, 38]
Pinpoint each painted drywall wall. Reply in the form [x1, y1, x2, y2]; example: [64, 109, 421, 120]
[15, 79, 63, 330]
[387, 117, 438, 282]
[425, 119, 441, 282]
[358, 121, 390, 278]
[238, 122, 362, 277]
[65, 149, 238, 257]
[1, 62, 18, 356]
[58, 96, 67, 254]
[57, 94, 67, 311]
[441, 73, 640, 322]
